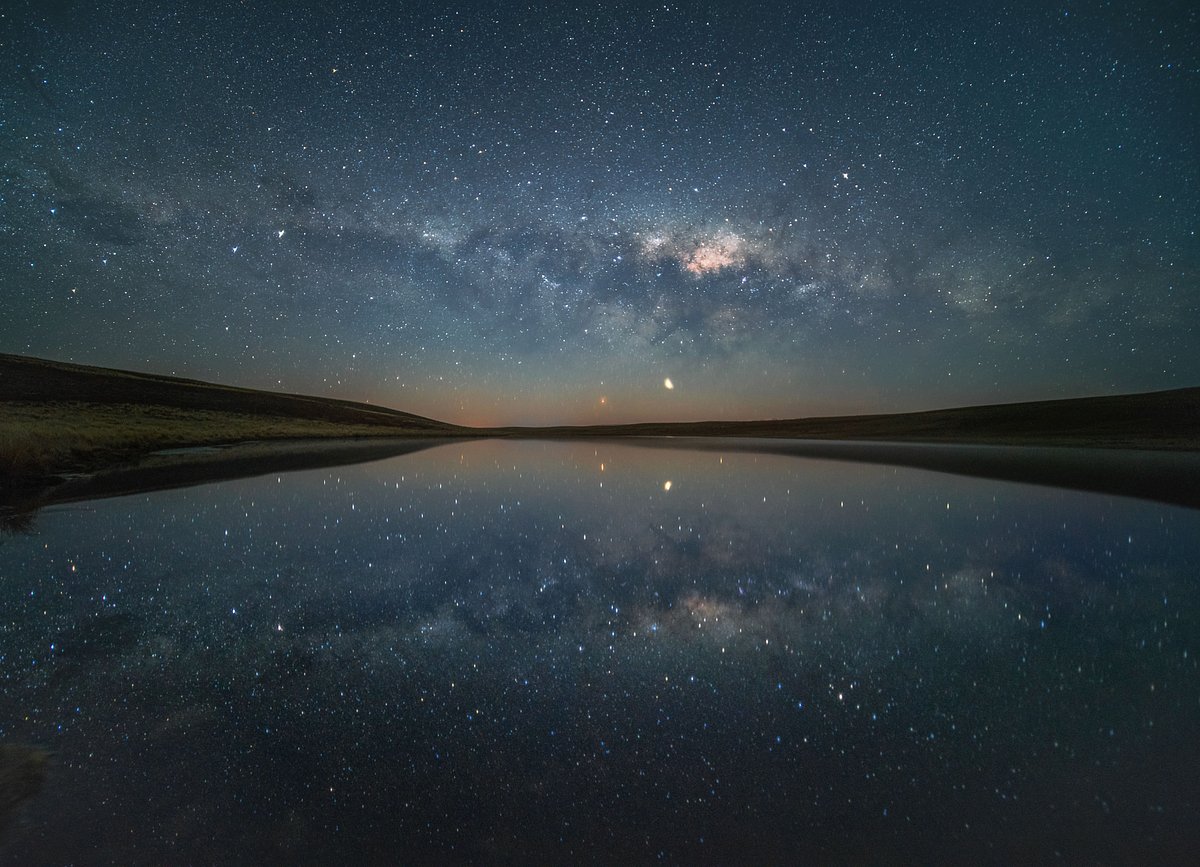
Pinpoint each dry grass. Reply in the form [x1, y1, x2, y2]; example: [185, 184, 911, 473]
[0, 401, 427, 480]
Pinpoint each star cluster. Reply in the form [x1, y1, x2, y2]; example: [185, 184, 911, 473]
[1, 1, 1196, 423]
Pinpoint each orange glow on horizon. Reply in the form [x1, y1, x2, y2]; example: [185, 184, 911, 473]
[357, 377, 869, 428]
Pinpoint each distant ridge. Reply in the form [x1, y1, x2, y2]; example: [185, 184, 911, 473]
[0, 353, 461, 433]
[3, 353, 1200, 515]
[494, 386, 1200, 450]
[2, 352, 1198, 460]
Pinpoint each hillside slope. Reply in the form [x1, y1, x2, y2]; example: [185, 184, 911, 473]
[495, 387, 1200, 449]
[0, 353, 459, 432]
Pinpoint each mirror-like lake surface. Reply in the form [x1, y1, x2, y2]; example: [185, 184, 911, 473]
[2, 440, 1198, 863]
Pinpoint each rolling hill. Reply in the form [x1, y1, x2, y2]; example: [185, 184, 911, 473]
[2, 353, 1198, 490]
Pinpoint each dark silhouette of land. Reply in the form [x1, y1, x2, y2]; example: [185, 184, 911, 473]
[3, 352, 1199, 517]
[0, 352, 463, 432]
[0, 353, 467, 481]
[489, 389, 1200, 450]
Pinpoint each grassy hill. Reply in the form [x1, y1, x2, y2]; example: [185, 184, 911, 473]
[2, 353, 1198, 486]
[0, 353, 458, 428]
[0, 353, 466, 480]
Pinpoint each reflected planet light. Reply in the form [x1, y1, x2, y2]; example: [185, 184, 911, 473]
[1, 440, 1197, 862]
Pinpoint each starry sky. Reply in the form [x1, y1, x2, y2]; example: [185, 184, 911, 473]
[2, 0, 1196, 425]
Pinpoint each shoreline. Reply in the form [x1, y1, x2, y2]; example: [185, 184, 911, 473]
[3, 354, 1198, 515]
[5, 396, 1198, 486]
[5, 434, 1200, 529]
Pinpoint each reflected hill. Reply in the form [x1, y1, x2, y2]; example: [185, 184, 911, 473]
[0, 438, 450, 533]
[3, 353, 1199, 522]
[619, 438, 1200, 511]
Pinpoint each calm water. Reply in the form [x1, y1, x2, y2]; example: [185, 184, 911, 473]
[1, 440, 1198, 863]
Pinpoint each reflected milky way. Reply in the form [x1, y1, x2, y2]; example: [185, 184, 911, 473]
[1, 441, 1198, 862]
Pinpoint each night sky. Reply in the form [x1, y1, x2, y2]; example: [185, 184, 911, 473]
[2, 1, 1196, 425]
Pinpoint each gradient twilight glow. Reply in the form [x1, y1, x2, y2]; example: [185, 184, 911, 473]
[1, 1, 1196, 424]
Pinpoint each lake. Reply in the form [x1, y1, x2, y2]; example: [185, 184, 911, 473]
[1, 439, 1197, 863]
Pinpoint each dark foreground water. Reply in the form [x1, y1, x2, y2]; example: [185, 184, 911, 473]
[1, 440, 1198, 864]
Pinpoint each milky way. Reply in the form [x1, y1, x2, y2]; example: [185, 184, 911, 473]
[1, 1, 1196, 423]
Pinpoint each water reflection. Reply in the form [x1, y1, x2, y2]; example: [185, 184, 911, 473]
[1, 440, 1197, 862]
